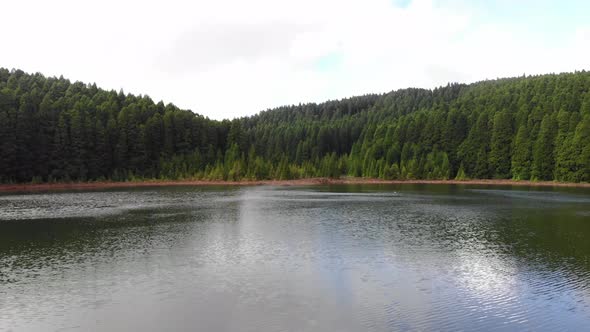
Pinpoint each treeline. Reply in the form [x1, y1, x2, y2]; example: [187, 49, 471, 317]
[0, 68, 589, 183]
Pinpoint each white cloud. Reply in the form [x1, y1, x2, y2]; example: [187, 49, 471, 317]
[0, 0, 588, 119]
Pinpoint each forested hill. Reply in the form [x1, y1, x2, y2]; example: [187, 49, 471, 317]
[0, 68, 589, 183]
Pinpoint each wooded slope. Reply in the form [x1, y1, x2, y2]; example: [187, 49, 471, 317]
[1, 68, 588, 183]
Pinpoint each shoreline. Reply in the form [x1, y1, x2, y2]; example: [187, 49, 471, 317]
[0, 178, 589, 192]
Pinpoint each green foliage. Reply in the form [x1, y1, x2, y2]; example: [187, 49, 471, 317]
[0, 68, 589, 183]
[489, 111, 513, 178]
[532, 114, 558, 181]
[511, 125, 532, 180]
[455, 163, 468, 181]
[572, 116, 590, 182]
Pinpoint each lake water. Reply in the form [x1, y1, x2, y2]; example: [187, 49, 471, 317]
[1, 184, 590, 331]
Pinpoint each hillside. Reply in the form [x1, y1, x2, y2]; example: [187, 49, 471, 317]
[0, 68, 589, 183]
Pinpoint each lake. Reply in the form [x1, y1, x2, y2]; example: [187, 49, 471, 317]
[1, 184, 590, 331]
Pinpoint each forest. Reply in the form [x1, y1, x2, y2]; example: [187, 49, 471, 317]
[0, 68, 589, 183]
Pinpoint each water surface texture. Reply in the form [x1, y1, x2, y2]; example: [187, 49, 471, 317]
[1, 184, 590, 331]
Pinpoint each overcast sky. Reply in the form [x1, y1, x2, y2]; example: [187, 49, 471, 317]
[1, 0, 589, 119]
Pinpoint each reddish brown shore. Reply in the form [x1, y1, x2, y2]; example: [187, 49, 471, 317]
[0, 178, 589, 193]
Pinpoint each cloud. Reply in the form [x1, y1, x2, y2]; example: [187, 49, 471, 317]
[0, 0, 588, 119]
[157, 21, 316, 74]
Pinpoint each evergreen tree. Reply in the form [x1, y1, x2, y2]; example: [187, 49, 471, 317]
[511, 125, 532, 180]
[0, 68, 588, 184]
[489, 111, 513, 178]
[532, 114, 558, 180]
[572, 116, 590, 181]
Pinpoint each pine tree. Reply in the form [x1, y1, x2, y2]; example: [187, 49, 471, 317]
[531, 114, 557, 180]
[489, 111, 513, 178]
[572, 116, 590, 181]
[511, 125, 532, 180]
[1, 68, 589, 184]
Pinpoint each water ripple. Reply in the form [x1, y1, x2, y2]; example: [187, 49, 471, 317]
[0, 185, 589, 331]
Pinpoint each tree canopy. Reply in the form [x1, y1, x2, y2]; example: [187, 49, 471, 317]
[0, 68, 588, 183]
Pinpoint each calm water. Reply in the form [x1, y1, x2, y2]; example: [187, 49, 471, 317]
[1, 184, 590, 331]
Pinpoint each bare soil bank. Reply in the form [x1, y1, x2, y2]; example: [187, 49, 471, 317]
[1, 178, 589, 193]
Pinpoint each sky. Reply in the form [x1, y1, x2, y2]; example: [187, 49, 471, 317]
[1, 0, 589, 120]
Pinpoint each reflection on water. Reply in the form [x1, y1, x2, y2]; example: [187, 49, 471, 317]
[0, 185, 589, 331]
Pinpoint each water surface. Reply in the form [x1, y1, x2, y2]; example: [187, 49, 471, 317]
[1, 184, 590, 331]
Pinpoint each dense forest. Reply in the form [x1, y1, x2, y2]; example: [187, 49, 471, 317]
[0, 68, 589, 183]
